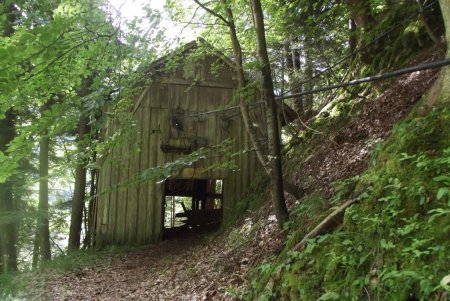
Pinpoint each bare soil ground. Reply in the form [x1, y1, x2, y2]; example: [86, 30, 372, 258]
[291, 53, 441, 197]
[30, 51, 442, 301]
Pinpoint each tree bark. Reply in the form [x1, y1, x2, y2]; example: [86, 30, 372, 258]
[0, 3, 19, 273]
[345, 0, 374, 30]
[345, 0, 379, 64]
[303, 45, 314, 112]
[218, 0, 270, 173]
[0, 110, 18, 272]
[31, 229, 39, 269]
[438, 0, 450, 102]
[83, 148, 98, 248]
[68, 76, 93, 251]
[416, 0, 440, 46]
[349, 18, 357, 57]
[38, 124, 52, 261]
[285, 39, 303, 115]
[250, 0, 289, 226]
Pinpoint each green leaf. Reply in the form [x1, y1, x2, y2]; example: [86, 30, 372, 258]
[319, 292, 340, 300]
[437, 187, 448, 200]
[433, 175, 450, 183]
[380, 239, 395, 250]
[342, 239, 353, 246]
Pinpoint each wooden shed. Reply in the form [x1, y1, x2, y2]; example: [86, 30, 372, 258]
[93, 41, 268, 245]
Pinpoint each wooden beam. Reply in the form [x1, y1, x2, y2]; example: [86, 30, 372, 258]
[157, 78, 237, 89]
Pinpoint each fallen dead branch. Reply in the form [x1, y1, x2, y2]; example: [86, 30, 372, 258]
[293, 199, 356, 251]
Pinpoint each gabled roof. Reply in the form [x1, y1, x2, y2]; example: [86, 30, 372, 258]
[144, 38, 236, 75]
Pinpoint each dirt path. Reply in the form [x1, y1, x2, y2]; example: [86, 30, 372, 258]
[42, 236, 210, 300]
[31, 211, 283, 301]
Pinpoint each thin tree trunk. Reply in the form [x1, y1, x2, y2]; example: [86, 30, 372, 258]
[345, 0, 374, 30]
[83, 147, 98, 248]
[0, 240, 2, 271]
[38, 126, 51, 261]
[416, 0, 440, 46]
[304, 46, 314, 112]
[438, 0, 450, 102]
[349, 18, 357, 57]
[68, 76, 93, 251]
[219, 1, 269, 172]
[250, 0, 289, 226]
[285, 41, 303, 115]
[31, 229, 40, 269]
[292, 38, 303, 115]
[68, 116, 89, 251]
[0, 110, 18, 272]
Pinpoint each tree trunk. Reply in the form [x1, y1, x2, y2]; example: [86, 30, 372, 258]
[0, 2, 19, 274]
[68, 116, 89, 251]
[68, 77, 93, 251]
[416, 0, 440, 46]
[0, 110, 18, 272]
[345, 0, 374, 30]
[31, 229, 40, 269]
[218, 0, 269, 172]
[38, 126, 51, 261]
[303, 45, 314, 112]
[345, 0, 379, 64]
[285, 39, 303, 115]
[349, 18, 357, 56]
[83, 148, 97, 248]
[250, 0, 289, 226]
[438, 0, 450, 102]
[0, 240, 2, 272]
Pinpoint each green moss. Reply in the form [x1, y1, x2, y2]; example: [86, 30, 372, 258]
[246, 103, 450, 300]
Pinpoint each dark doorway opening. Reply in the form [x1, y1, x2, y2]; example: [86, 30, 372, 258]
[162, 178, 223, 239]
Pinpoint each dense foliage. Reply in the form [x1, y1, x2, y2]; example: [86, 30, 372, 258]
[247, 102, 450, 300]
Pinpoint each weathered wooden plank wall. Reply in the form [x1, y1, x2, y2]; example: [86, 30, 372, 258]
[95, 52, 266, 245]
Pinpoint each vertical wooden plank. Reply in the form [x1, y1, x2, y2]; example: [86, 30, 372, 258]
[115, 134, 129, 244]
[234, 104, 242, 201]
[107, 122, 119, 243]
[94, 160, 105, 245]
[197, 85, 208, 177]
[154, 122, 164, 242]
[153, 106, 168, 242]
[206, 87, 217, 179]
[146, 109, 158, 242]
[125, 112, 141, 243]
[229, 104, 239, 214]
[100, 152, 112, 242]
[136, 87, 151, 244]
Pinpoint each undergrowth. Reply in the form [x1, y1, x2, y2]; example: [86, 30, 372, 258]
[247, 103, 450, 300]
